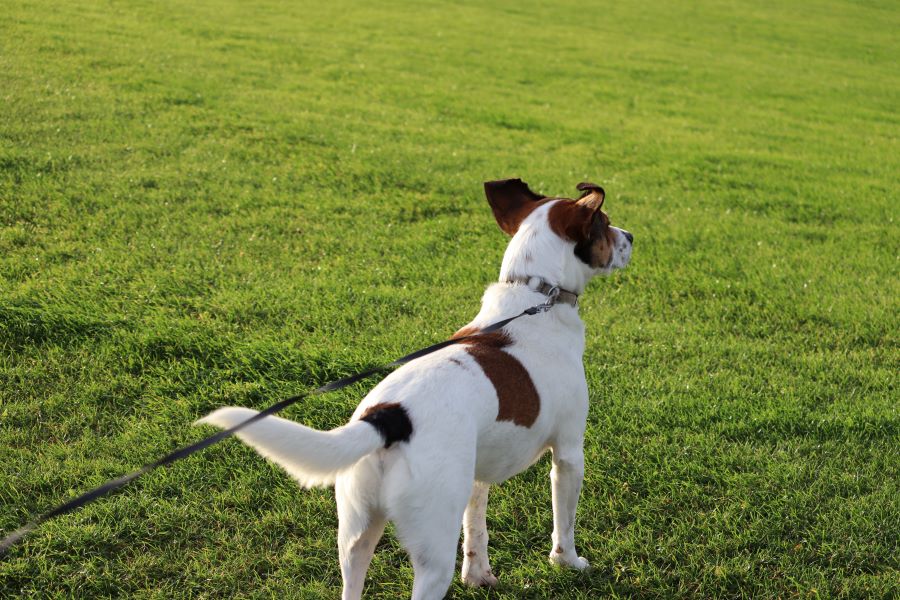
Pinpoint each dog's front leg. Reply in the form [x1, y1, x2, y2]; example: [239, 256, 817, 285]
[461, 481, 499, 587]
[548, 445, 590, 569]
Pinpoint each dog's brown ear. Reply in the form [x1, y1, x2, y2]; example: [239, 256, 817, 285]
[484, 178, 547, 235]
[575, 182, 605, 210]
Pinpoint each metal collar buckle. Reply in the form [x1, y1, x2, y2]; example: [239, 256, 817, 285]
[508, 275, 578, 308]
[545, 285, 561, 303]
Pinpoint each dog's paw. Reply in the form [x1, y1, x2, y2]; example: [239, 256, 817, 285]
[462, 569, 499, 588]
[549, 548, 590, 570]
[462, 553, 499, 588]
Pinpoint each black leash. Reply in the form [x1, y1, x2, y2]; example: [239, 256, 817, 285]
[0, 301, 555, 556]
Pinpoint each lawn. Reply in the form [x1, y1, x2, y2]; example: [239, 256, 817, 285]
[1, 0, 898, 597]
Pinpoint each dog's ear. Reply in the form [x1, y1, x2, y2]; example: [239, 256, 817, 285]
[574, 182, 607, 243]
[575, 182, 605, 210]
[484, 178, 547, 236]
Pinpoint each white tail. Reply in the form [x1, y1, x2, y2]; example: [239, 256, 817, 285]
[195, 407, 383, 488]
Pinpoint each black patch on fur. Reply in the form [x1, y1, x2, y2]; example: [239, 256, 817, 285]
[573, 240, 593, 265]
[360, 403, 413, 448]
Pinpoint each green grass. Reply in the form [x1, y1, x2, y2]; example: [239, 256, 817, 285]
[1, 0, 898, 597]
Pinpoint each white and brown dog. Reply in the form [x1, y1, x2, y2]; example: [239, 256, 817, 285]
[198, 179, 633, 599]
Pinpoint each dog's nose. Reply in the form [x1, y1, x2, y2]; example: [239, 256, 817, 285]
[623, 231, 633, 244]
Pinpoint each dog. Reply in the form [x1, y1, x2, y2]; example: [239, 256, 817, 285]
[197, 178, 633, 599]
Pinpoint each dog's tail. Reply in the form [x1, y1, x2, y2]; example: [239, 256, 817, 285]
[195, 405, 410, 488]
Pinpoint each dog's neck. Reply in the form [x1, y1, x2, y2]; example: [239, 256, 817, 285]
[472, 280, 585, 343]
[500, 275, 579, 307]
[497, 211, 595, 296]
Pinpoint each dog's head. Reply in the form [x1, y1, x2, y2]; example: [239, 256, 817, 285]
[484, 178, 632, 293]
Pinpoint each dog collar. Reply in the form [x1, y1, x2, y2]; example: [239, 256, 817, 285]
[504, 275, 579, 307]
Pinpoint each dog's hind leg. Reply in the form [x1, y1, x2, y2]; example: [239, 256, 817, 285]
[338, 515, 386, 600]
[334, 468, 386, 600]
[461, 481, 498, 587]
[400, 513, 463, 600]
[337, 473, 386, 600]
[389, 461, 473, 599]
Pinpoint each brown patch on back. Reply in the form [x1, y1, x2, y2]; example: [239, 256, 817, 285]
[452, 325, 480, 339]
[450, 327, 540, 427]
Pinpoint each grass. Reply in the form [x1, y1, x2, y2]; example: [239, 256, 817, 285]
[1, 0, 897, 597]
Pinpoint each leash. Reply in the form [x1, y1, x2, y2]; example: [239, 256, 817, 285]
[0, 294, 564, 556]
